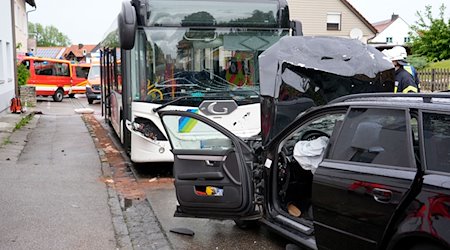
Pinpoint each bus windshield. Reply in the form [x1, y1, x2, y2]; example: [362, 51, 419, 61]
[134, 28, 289, 105]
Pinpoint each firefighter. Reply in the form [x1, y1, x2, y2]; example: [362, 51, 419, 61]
[383, 46, 419, 93]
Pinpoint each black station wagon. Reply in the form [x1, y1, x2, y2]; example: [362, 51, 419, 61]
[159, 93, 450, 250]
[157, 37, 449, 250]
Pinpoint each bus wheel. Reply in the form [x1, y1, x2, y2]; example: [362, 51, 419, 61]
[68, 94, 75, 98]
[53, 89, 64, 102]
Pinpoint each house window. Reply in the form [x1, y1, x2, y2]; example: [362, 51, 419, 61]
[386, 37, 393, 43]
[327, 12, 341, 31]
[6, 42, 12, 82]
[404, 37, 411, 43]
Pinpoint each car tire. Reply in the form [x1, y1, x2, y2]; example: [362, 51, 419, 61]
[68, 94, 75, 98]
[53, 89, 64, 102]
[233, 219, 257, 229]
[88, 98, 94, 104]
[408, 243, 446, 250]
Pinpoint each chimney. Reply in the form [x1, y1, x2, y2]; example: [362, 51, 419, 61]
[78, 43, 84, 49]
[391, 14, 399, 21]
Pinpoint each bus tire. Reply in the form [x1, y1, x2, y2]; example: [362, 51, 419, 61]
[68, 94, 75, 98]
[53, 89, 64, 102]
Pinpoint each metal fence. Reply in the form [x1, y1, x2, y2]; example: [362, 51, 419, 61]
[417, 69, 450, 92]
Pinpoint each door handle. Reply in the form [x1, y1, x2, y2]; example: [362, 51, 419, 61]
[205, 160, 215, 167]
[372, 188, 393, 203]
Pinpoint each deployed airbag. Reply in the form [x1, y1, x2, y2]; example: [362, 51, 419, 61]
[293, 136, 329, 174]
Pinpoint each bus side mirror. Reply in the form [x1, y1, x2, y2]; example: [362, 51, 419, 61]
[290, 20, 303, 36]
[118, 1, 137, 50]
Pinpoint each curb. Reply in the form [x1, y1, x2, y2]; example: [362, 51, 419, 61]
[82, 115, 133, 250]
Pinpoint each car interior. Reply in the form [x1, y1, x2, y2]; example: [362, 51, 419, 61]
[274, 113, 345, 224]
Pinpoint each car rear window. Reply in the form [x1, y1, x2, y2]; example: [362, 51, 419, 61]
[423, 112, 450, 173]
[329, 108, 411, 168]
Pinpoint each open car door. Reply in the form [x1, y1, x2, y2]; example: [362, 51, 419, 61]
[159, 110, 257, 219]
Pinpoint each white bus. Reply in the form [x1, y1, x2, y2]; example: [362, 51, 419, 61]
[100, 0, 299, 163]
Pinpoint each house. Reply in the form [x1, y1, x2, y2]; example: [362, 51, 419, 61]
[286, 0, 377, 43]
[369, 14, 415, 49]
[15, 0, 36, 57]
[0, 0, 36, 113]
[64, 44, 97, 63]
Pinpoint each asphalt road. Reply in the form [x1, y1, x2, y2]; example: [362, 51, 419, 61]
[141, 180, 289, 250]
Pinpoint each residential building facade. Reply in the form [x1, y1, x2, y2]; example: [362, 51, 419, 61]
[0, 0, 16, 113]
[15, 0, 36, 55]
[370, 14, 415, 48]
[286, 0, 377, 43]
[0, 0, 36, 113]
[64, 44, 97, 63]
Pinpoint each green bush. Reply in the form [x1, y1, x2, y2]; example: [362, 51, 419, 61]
[407, 55, 428, 70]
[17, 64, 30, 86]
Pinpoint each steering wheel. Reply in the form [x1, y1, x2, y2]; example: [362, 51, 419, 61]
[301, 129, 330, 141]
[277, 151, 289, 183]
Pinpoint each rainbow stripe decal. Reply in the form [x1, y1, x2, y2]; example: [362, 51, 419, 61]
[178, 109, 199, 133]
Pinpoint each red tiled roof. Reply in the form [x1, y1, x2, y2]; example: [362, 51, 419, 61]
[372, 15, 399, 33]
[64, 44, 97, 58]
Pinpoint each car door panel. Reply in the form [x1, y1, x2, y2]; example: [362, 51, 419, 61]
[313, 108, 417, 250]
[313, 161, 416, 249]
[159, 111, 255, 218]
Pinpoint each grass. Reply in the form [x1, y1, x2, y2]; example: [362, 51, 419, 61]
[13, 113, 34, 132]
[424, 59, 450, 70]
[2, 138, 11, 145]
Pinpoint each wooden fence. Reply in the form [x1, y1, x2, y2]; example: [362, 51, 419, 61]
[417, 69, 450, 92]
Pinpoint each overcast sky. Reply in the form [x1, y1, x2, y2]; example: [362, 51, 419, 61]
[27, 0, 450, 45]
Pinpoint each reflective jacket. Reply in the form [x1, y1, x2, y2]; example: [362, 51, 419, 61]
[404, 64, 421, 91]
[394, 67, 419, 93]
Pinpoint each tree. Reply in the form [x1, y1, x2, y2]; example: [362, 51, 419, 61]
[28, 22, 71, 47]
[410, 4, 450, 62]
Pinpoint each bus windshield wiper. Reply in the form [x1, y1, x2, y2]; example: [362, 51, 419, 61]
[152, 96, 194, 112]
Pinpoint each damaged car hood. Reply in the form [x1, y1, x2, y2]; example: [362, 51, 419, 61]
[258, 36, 395, 145]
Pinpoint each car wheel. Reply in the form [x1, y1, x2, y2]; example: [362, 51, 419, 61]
[53, 89, 64, 102]
[68, 94, 75, 98]
[233, 219, 257, 229]
[88, 99, 94, 104]
[409, 243, 447, 250]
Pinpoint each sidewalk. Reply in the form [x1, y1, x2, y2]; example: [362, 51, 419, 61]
[0, 109, 33, 163]
[0, 107, 123, 249]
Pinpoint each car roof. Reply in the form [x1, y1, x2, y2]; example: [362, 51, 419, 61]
[327, 93, 450, 112]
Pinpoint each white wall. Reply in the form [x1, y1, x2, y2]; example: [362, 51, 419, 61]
[14, 0, 28, 54]
[287, 0, 375, 43]
[371, 18, 414, 46]
[0, 0, 16, 113]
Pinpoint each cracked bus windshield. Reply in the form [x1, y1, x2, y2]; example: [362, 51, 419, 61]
[134, 28, 287, 106]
